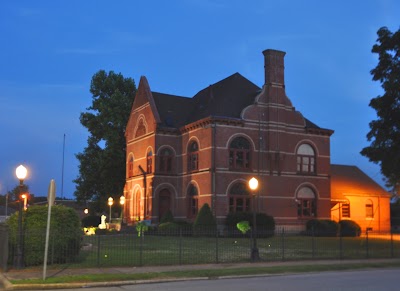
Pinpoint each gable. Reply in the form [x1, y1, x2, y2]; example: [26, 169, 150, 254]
[330, 164, 390, 199]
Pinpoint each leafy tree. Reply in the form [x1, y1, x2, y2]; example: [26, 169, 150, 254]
[74, 70, 136, 208]
[7, 184, 29, 202]
[361, 26, 400, 191]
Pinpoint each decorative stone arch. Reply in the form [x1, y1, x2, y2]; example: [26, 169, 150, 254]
[186, 180, 200, 219]
[157, 146, 176, 173]
[294, 183, 318, 218]
[134, 115, 148, 138]
[129, 184, 143, 222]
[226, 179, 252, 213]
[145, 146, 154, 173]
[226, 133, 256, 151]
[294, 140, 319, 156]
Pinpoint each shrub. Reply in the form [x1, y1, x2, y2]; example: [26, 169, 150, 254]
[193, 203, 217, 236]
[236, 221, 251, 234]
[7, 205, 82, 266]
[225, 212, 275, 237]
[81, 215, 101, 227]
[160, 210, 174, 224]
[306, 219, 338, 237]
[339, 220, 361, 237]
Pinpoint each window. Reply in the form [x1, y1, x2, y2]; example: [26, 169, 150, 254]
[188, 141, 199, 172]
[135, 119, 146, 138]
[159, 148, 173, 173]
[187, 184, 198, 219]
[229, 182, 251, 213]
[229, 137, 251, 170]
[128, 156, 134, 177]
[366, 200, 374, 218]
[342, 203, 350, 218]
[147, 151, 153, 173]
[296, 187, 316, 218]
[296, 144, 316, 174]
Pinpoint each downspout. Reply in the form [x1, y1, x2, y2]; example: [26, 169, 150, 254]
[212, 123, 216, 218]
[139, 165, 147, 220]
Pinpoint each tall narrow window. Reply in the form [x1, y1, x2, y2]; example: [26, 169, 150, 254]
[296, 187, 316, 218]
[229, 137, 251, 170]
[159, 148, 173, 173]
[187, 184, 198, 219]
[228, 182, 251, 213]
[296, 144, 316, 174]
[188, 141, 199, 172]
[147, 151, 153, 173]
[128, 156, 134, 177]
[366, 200, 374, 218]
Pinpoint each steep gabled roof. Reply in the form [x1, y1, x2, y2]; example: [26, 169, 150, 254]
[330, 164, 390, 200]
[188, 73, 261, 123]
[152, 92, 192, 128]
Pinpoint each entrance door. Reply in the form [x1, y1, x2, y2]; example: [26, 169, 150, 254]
[158, 189, 171, 222]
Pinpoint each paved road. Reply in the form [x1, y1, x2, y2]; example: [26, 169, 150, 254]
[31, 268, 399, 291]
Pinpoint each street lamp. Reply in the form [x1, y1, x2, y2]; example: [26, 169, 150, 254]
[14, 164, 27, 269]
[108, 197, 114, 223]
[119, 195, 125, 222]
[249, 177, 260, 261]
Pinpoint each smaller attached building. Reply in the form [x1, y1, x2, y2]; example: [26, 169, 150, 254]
[330, 164, 391, 232]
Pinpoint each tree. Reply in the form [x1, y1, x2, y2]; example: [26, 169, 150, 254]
[7, 184, 29, 201]
[361, 26, 400, 191]
[74, 70, 136, 208]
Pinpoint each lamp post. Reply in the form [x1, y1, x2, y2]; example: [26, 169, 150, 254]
[108, 197, 114, 223]
[14, 164, 27, 269]
[249, 177, 260, 261]
[119, 195, 125, 223]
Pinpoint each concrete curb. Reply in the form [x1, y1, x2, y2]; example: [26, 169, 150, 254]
[2, 259, 400, 290]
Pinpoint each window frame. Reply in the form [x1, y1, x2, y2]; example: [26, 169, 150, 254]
[188, 141, 199, 172]
[297, 198, 316, 218]
[147, 151, 153, 174]
[228, 182, 251, 213]
[229, 137, 252, 171]
[128, 156, 134, 177]
[187, 184, 198, 219]
[159, 148, 173, 173]
[296, 144, 316, 175]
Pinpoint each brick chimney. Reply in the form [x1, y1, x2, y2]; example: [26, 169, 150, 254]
[262, 49, 286, 88]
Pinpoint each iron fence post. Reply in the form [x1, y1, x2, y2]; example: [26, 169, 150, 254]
[215, 228, 219, 264]
[179, 228, 182, 265]
[366, 229, 369, 259]
[390, 230, 394, 258]
[281, 228, 285, 261]
[96, 235, 101, 267]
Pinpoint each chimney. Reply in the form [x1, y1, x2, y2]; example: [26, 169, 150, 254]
[262, 49, 286, 87]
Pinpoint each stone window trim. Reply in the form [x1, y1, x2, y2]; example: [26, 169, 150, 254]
[229, 136, 252, 171]
[296, 143, 316, 175]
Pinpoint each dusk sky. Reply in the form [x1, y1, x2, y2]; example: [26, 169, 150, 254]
[1, 1, 399, 199]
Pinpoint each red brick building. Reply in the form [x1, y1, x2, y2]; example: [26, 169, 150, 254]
[123, 49, 338, 230]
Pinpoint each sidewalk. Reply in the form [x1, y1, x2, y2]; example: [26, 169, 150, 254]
[1, 258, 400, 290]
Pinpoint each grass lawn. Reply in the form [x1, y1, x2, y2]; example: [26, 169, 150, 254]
[60, 232, 400, 268]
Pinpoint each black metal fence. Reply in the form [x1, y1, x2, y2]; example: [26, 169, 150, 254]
[4, 227, 400, 270]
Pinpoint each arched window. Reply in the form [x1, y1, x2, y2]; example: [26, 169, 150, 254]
[187, 184, 198, 219]
[135, 119, 146, 138]
[229, 182, 251, 212]
[296, 186, 316, 218]
[296, 144, 316, 174]
[159, 148, 173, 173]
[188, 141, 199, 172]
[147, 150, 153, 173]
[128, 156, 134, 177]
[365, 199, 374, 218]
[229, 137, 251, 170]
